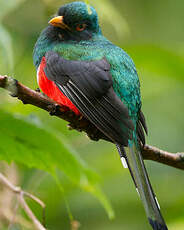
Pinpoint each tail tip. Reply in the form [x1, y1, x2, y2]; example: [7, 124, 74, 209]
[148, 218, 168, 230]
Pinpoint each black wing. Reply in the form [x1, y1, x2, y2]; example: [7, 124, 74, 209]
[44, 51, 135, 146]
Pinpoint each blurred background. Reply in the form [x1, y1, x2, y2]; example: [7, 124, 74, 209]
[0, 0, 184, 229]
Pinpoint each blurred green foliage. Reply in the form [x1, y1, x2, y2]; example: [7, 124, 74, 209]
[0, 0, 184, 230]
[0, 110, 114, 220]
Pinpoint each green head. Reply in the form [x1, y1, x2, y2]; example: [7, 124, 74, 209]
[33, 1, 101, 68]
[48, 1, 101, 41]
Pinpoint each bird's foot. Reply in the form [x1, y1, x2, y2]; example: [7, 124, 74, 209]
[48, 104, 61, 116]
[35, 88, 41, 92]
[67, 122, 82, 132]
[86, 127, 101, 141]
[86, 132, 100, 141]
[67, 115, 84, 132]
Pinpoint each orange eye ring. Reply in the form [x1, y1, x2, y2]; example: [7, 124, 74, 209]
[76, 24, 87, 32]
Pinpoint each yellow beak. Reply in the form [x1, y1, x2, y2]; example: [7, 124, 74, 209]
[49, 16, 70, 30]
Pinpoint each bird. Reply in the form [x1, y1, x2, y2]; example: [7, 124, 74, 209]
[33, 2, 168, 230]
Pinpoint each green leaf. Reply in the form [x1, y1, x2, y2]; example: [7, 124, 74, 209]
[0, 110, 114, 219]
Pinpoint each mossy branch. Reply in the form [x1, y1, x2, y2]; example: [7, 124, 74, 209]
[0, 75, 184, 170]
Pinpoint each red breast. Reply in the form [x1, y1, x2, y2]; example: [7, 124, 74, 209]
[37, 57, 80, 115]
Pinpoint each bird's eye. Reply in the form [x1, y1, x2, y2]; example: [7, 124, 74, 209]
[76, 24, 87, 32]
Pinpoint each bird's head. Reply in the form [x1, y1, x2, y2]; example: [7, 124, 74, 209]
[47, 1, 101, 42]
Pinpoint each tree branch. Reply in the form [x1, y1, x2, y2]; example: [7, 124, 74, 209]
[0, 172, 46, 230]
[142, 145, 184, 170]
[0, 75, 184, 170]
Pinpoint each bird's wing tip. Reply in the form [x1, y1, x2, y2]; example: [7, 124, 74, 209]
[148, 218, 168, 230]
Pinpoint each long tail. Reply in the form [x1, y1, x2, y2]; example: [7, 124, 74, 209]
[116, 142, 168, 230]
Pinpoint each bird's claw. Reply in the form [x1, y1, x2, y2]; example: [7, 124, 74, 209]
[67, 123, 82, 132]
[86, 131, 100, 141]
[48, 104, 61, 116]
[35, 88, 41, 92]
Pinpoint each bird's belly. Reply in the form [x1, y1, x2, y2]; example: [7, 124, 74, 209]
[37, 57, 80, 115]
